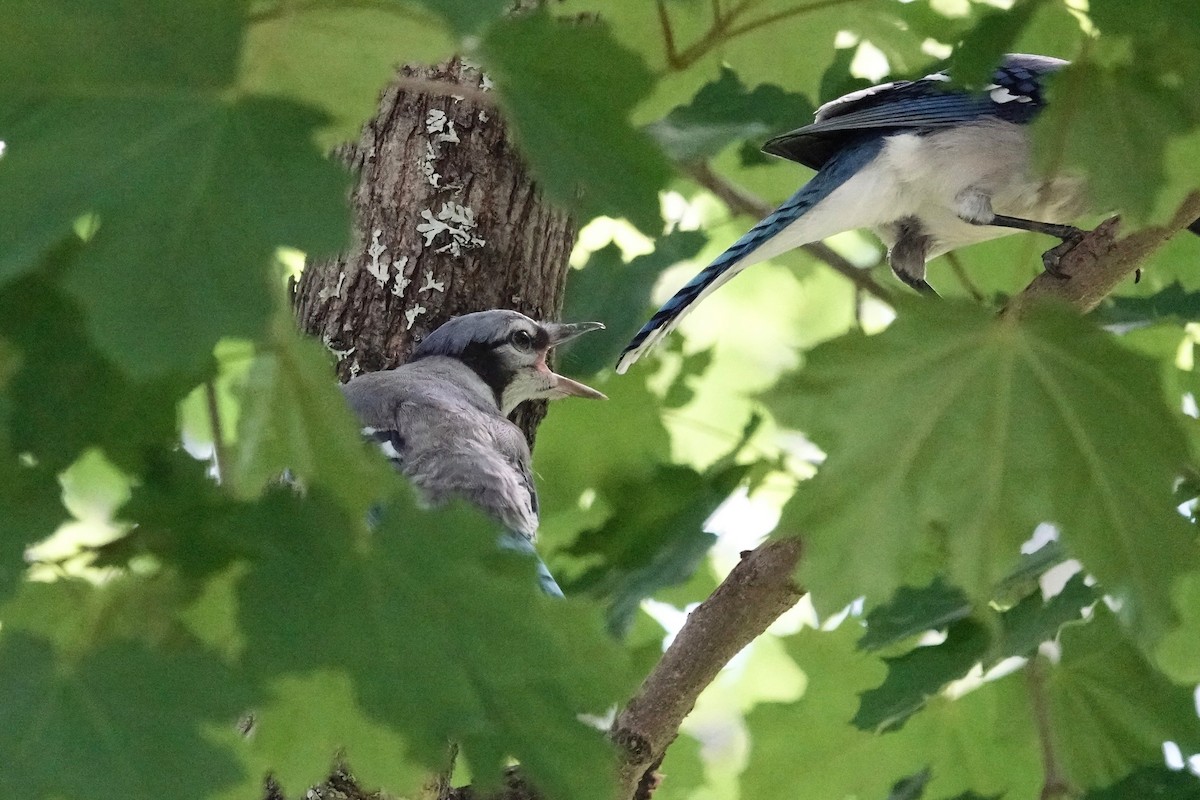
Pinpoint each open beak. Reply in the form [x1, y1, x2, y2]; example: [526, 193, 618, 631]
[542, 321, 607, 401]
[544, 320, 606, 346]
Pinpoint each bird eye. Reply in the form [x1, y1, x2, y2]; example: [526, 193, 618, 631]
[510, 330, 534, 351]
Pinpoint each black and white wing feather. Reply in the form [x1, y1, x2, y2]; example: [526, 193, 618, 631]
[764, 54, 1065, 170]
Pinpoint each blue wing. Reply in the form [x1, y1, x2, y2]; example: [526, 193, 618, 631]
[765, 54, 1065, 169]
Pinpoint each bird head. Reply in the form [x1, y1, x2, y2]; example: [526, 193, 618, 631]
[413, 310, 606, 414]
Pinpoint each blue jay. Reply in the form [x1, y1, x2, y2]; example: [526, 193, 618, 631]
[341, 310, 606, 596]
[617, 54, 1089, 373]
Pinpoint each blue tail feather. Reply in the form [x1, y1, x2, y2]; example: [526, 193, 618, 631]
[617, 136, 884, 371]
[499, 530, 565, 598]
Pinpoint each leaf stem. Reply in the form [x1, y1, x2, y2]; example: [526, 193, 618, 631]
[656, 0, 681, 69]
[1026, 656, 1074, 800]
[720, 0, 869, 44]
[944, 252, 985, 302]
[204, 379, 227, 485]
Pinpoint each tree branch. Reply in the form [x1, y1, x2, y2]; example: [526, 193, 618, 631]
[682, 161, 893, 303]
[1005, 192, 1200, 316]
[611, 538, 804, 799]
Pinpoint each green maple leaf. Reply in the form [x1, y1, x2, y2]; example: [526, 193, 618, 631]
[238, 495, 636, 800]
[742, 625, 1042, 800]
[1049, 607, 1200, 789]
[228, 311, 393, 521]
[480, 12, 672, 233]
[768, 300, 1198, 647]
[0, 578, 258, 800]
[0, 0, 351, 374]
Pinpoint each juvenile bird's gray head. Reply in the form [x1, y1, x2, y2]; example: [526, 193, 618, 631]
[413, 310, 607, 414]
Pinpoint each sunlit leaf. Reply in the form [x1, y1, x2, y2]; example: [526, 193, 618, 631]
[240, 0, 487, 144]
[770, 300, 1198, 647]
[564, 230, 707, 375]
[742, 625, 1042, 800]
[1049, 607, 1200, 789]
[481, 12, 673, 233]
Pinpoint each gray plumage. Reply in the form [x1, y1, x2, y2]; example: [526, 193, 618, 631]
[341, 310, 605, 595]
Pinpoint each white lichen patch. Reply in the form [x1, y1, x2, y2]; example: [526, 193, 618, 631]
[419, 269, 446, 294]
[416, 202, 485, 256]
[421, 108, 461, 187]
[404, 304, 427, 330]
[365, 229, 390, 285]
[322, 334, 355, 362]
[478, 110, 489, 123]
[318, 271, 348, 301]
[390, 255, 411, 296]
[479, 73, 494, 92]
[425, 109, 460, 144]
[421, 141, 442, 188]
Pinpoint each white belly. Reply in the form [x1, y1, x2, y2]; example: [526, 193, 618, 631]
[872, 119, 1088, 257]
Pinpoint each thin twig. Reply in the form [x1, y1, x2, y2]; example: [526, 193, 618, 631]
[682, 161, 893, 302]
[1026, 657, 1073, 800]
[655, 0, 680, 68]
[944, 251, 985, 302]
[611, 538, 804, 799]
[720, 0, 869, 44]
[204, 380, 227, 485]
[668, 0, 864, 70]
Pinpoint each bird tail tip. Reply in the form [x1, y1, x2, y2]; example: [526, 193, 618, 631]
[615, 317, 671, 374]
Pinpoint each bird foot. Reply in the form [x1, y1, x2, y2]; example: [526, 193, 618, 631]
[1040, 229, 1086, 279]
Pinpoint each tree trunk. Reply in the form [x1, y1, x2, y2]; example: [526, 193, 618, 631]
[286, 59, 577, 800]
[294, 58, 576, 441]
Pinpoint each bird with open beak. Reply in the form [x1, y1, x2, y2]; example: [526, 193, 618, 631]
[340, 310, 606, 596]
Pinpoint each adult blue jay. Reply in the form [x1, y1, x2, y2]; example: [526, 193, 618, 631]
[341, 310, 606, 596]
[617, 54, 1089, 373]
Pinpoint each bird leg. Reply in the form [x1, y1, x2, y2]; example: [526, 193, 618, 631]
[987, 214, 1084, 278]
[887, 217, 939, 295]
[955, 189, 1084, 280]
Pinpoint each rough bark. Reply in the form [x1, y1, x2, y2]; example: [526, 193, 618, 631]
[611, 538, 805, 799]
[294, 58, 576, 440]
[284, 58, 576, 800]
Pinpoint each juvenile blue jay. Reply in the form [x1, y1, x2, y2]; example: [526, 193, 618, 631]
[617, 54, 1089, 373]
[341, 310, 606, 596]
